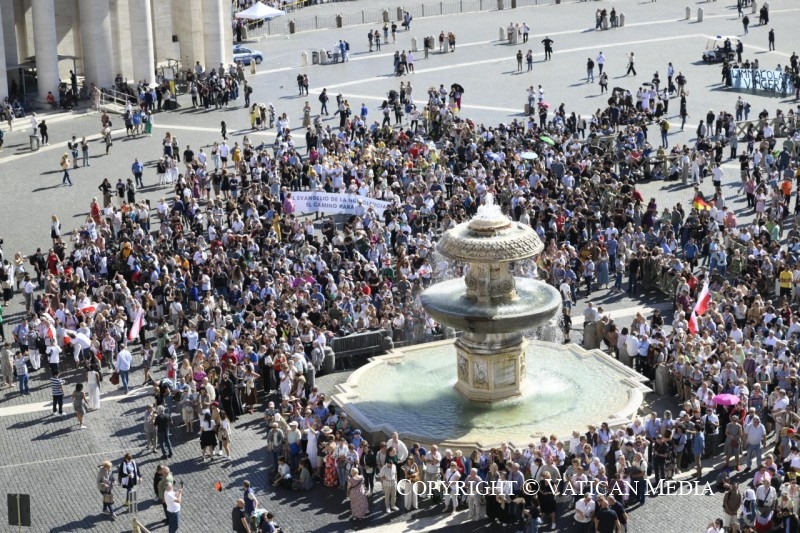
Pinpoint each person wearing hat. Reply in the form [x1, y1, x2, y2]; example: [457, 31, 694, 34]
[266, 421, 285, 475]
[724, 414, 744, 470]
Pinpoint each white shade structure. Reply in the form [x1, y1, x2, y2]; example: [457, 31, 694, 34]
[235, 3, 285, 20]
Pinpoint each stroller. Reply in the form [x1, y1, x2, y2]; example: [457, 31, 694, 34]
[388, 89, 399, 105]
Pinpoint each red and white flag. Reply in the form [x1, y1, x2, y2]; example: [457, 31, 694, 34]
[128, 310, 145, 342]
[79, 302, 98, 317]
[688, 281, 711, 335]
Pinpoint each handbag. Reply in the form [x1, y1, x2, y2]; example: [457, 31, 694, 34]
[102, 491, 115, 504]
[110, 372, 120, 385]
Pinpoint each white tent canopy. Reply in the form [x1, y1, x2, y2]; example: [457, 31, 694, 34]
[235, 3, 286, 20]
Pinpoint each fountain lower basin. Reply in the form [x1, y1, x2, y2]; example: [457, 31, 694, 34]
[332, 340, 651, 449]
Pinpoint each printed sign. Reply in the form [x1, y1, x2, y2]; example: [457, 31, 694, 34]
[290, 192, 391, 216]
[730, 68, 795, 95]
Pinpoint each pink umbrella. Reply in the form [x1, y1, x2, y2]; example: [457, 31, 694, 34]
[712, 394, 740, 406]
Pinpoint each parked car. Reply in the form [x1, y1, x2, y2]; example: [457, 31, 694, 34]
[233, 45, 264, 65]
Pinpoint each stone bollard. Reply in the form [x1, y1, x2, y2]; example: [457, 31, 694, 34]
[382, 8, 389, 22]
[685, 6, 691, 20]
[752, 1, 757, 14]
[411, 36, 418, 51]
[397, 6, 403, 20]
[499, 26, 506, 41]
[319, 48, 328, 65]
[697, 7, 703, 22]
[619, 13, 625, 26]
[583, 321, 599, 349]
[602, 16, 609, 30]
[289, 20, 296, 34]
[323, 347, 336, 374]
[498, 0, 504, 10]
[654, 365, 670, 395]
[301, 50, 309, 66]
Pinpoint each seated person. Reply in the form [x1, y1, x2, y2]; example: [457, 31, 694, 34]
[13, 100, 25, 117]
[271, 457, 292, 488]
[46, 92, 56, 110]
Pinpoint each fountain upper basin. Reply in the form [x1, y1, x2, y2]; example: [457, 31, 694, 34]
[421, 277, 562, 334]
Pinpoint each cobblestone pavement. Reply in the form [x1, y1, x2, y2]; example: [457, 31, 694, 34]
[1, 0, 798, 531]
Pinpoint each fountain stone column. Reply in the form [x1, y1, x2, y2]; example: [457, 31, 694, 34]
[421, 201, 562, 402]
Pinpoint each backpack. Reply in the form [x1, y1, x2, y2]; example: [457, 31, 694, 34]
[345, 41, 350, 51]
[318, 93, 325, 103]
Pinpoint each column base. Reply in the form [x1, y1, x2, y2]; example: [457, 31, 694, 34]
[454, 332, 526, 402]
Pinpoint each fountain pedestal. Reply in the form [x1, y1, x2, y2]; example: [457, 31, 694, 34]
[455, 332, 527, 401]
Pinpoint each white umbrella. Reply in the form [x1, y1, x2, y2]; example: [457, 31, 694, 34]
[520, 151, 539, 160]
[235, 2, 285, 20]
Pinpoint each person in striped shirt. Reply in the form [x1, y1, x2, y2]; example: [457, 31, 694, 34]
[50, 369, 65, 415]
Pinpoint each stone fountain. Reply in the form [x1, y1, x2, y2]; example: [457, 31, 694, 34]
[420, 199, 561, 401]
[332, 198, 651, 448]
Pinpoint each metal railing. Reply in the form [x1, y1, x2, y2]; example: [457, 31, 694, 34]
[98, 87, 133, 114]
[245, 0, 566, 37]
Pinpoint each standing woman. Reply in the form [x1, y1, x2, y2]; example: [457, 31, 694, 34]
[60, 153, 73, 186]
[199, 409, 218, 461]
[218, 410, 232, 460]
[538, 470, 558, 529]
[73, 383, 89, 428]
[117, 452, 141, 505]
[347, 467, 369, 520]
[485, 462, 501, 522]
[50, 215, 61, 244]
[86, 363, 101, 410]
[97, 460, 116, 520]
[81, 136, 90, 167]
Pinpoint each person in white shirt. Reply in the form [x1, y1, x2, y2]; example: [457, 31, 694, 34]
[46, 340, 62, 375]
[115, 344, 133, 393]
[163, 481, 182, 531]
[744, 416, 767, 471]
[443, 462, 461, 513]
[575, 493, 596, 526]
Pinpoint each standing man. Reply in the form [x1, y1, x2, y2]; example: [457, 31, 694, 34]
[541, 36, 554, 60]
[131, 158, 144, 188]
[155, 405, 173, 458]
[722, 483, 742, 532]
[743, 415, 767, 471]
[667, 62, 675, 91]
[597, 51, 606, 75]
[586, 57, 595, 82]
[742, 14, 750, 34]
[379, 458, 399, 513]
[625, 52, 637, 76]
[46, 339, 61, 376]
[38, 120, 49, 145]
[163, 481, 182, 533]
[50, 369, 65, 416]
[768, 29, 775, 51]
[241, 480, 259, 522]
[319, 88, 329, 116]
[68, 136, 79, 168]
[232, 499, 250, 533]
[522, 23, 529, 43]
[115, 343, 132, 393]
[14, 351, 30, 395]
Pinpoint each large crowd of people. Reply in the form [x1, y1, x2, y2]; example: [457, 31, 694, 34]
[3, 5, 800, 531]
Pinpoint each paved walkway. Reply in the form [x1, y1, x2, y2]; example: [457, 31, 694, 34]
[1, 0, 796, 531]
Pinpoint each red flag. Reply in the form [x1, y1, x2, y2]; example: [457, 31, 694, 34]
[128, 310, 145, 342]
[688, 282, 710, 335]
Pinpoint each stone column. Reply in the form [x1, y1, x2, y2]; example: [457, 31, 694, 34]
[79, 0, 114, 88]
[0, 1, 8, 99]
[31, 0, 59, 103]
[128, 0, 154, 84]
[202, 0, 226, 73]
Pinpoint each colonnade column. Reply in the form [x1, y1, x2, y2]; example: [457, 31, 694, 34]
[0, 1, 7, 100]
[129, 0, 155, 85]
[202, 0, 226, 73]
[30, 0, 59, 104]
[79, 0, 114, 89]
